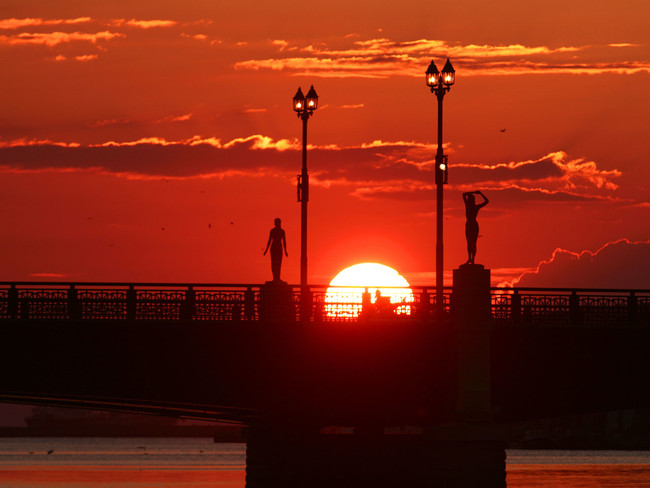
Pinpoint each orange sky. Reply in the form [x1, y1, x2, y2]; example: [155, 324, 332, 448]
[0, 0, 649, 287]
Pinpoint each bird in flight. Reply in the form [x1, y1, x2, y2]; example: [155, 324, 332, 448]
[499, 128, 507, 133]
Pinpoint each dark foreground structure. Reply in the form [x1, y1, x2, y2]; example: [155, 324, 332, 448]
[0, 272, 649, 486]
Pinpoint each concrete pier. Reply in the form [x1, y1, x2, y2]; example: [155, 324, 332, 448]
[246, 264, 506, 487]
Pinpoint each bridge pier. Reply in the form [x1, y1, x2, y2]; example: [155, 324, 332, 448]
[245, 425, 505, 487]
[453, 264, 492, 420]
[245, 264, 505, 487]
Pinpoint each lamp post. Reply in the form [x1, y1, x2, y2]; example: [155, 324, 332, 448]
[293, 85, 318, 321]
[426, 58, 455, 318]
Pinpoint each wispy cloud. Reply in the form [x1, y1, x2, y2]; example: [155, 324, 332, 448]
[235, 37, 650, 78]
[152, 113, 193, 124]
[0, 17, 91, 29]
[111, 19, 177, 29]
[54, 53, 98, 62]
[0, 138, 80, 148]
[0, 30, 123, 46]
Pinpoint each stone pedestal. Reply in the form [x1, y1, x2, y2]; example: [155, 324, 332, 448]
[452, 264, 492, 421]
[258, 281, 294, 322]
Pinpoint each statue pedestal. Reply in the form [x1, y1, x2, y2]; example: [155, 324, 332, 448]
[258, 281, 294, 322]
[452, 264, 492, 421]
[452, 264, 491, 324]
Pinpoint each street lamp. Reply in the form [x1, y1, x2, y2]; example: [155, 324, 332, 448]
[426, 58, 455, 318]
[293, 84, 318, 321]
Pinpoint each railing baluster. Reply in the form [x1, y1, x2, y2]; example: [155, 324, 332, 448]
[181, 286, 195, 320]
[511, 290, 521, 324]
[231, 297, 241, 321]
[8, 285, 18, 319]
[419, 288, 430, 319]
[245, 287, 255, 321]
[68, 285, 81, 320]
[20, 290, 30, 320]
[126, 285, 137, 320]
[628, 291, 637, 325]
[569, 290, 582, 326]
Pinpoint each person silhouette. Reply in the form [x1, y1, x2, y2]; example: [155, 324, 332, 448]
[463, 191, 489, 265]
[263, 218, 288, 282]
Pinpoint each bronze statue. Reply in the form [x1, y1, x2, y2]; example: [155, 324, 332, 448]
[462, 191, 489, 265]
[263, 218, 288, 282]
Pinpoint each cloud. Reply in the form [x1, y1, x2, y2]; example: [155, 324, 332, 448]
[0, 17, 91, 29]
[88, 118, 132, 128]
[0, 138, 80, 148]
[111, 19, 177, 29]
[75, 54, 98, 61]
[0, 30, 123, 46]
[0, 135, 303, 179]
[235, 36, 650, 78]
[506, 239, 650, 288]
[181, 33, 207, 40]
[451, 152, 621, 195]
[152, 113, 193, 124]
[0, 137, 624, 205]
[54, 54, 98, 62]
[88, 113, 191, 128]
[272, 39, 289, 50]
[315, 150, 621, 203]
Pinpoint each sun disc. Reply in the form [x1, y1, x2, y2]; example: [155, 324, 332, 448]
[325, 263, 414, 319]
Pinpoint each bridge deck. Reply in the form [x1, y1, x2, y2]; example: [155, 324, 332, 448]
[1, 282, 649, 426]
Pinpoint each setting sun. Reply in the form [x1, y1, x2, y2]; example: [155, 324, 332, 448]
[324, 263, 414, 319]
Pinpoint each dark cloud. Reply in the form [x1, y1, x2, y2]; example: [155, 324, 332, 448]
[355, 186, 601, 203]
[0, 139, 621, 206]
[514, 239, 650, 289]
[452, 157, 564, 184]
[0, 139, 296, 177]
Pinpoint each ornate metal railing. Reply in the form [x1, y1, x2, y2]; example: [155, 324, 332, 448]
[0, 282, 647, 326]
[491, 288, 650, 326]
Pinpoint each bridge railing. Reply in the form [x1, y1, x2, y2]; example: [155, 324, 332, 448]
[492, 288, 650, 326]
[0, 283, 259, 322]
[0, 282, 647, 325]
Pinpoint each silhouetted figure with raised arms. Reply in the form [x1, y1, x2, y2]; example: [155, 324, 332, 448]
[263, 218, 288, 282]
[463, 191, 489, 265]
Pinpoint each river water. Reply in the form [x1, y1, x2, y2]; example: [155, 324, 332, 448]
[2, 438, 650, 487]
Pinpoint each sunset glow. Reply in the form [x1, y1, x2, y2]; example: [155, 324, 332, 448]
[325, 263, 414, 318]
[0, 1, 647, 289]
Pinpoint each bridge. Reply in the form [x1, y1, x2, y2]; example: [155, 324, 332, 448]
[1, 268, 649, 487]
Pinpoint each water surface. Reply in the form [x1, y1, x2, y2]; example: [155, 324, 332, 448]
[2, 438, 650, 487]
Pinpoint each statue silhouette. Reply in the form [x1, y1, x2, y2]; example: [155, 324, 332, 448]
[263, 218, 288, 282]
[462, 191, 489, 265]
